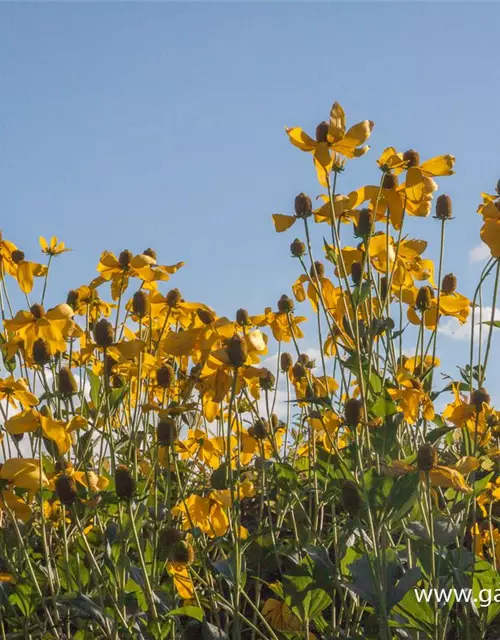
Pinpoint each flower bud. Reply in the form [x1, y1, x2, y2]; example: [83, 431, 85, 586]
[30, 304, 45, 319]
[118, 250, 133, 268]
[33, 338, 51, 366]
[416, 443, 438, 471]
[58, 366, 77, 396]
[115, 465, 135, 500]
[236, 308, 250, 325]
[310, 261, 325, 279]
[294, 193, 313, 218]
[416, 286, 433, 312]
[165, 288, 182, 308]
[292, 362, 306, 379]
[132, 291, 148, 318]
[66, 289, 80, 310]
[259, 369, 275, 391]
[94, 318, 114, 348]
[157, 418, 177, 446]
[290, 238, 306, 257]
[403, 149, 420, 168]
[55, 475, 78, 506]
[344, 398, 362, 427]
[441, 273, 457, 294]
[226, 335, 248, 368]
[277, 295, 294, 314]
[197, 309, 215, 325]
[470, 388, 490, 410]
[435, 194, 452, 220]
[157, 364, 175, 388]
[143, 248, 157, 261]
[280, 352, 293, 372]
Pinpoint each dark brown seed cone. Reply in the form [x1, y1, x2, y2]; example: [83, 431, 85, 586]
[380, 276, 389, 301]
[315, 121, 329, 143]
[435, 194, 452, 220]
[118, 250, 132, 267]
[416, 286, 433, 312]
[143, 248, 157, 261]
[197, 309, 215, 325]
[403, 149, 420, 168]
[344, 398, 363, 427]
[280, 352, 293, 372]
[66, 289, 80, 309]
[298, 353, 313, 368]
[58, 366, 77, 396]
[157, 364, 175, 388]
[310, 261, 325, 279]
[416, 443, 438, 471]
[382, 172, 399, 190]
[55, 475, 78, 506]
[94, 318, 114, 348]
[115, 465, 135, 500]
[290, 239, 306, 257]
[158, 528, 183, 559]
[30, 303, 45, 319]
[236, 308, 250, 326]
[171, 541, 195, 565]
[292, 362, 306, 380]
[11, 250, 25, 264]
[294, 193, 313, 218]
[33, 338, 51, 366]
[470, 388, 491, 409]
[226, 335, 248, 368]
[351, 262, 362, 286]
[165, 288, 182, 308]
[132, 291, 148, 318]
[356, 209, 374, 237]
[277, 295, 294, 314]
[259, 369, 275, 391]
[441, 273, 457, 294]
[341, 481, 362, 517]
[157, 418, 177, 446]
[252, 418, 268, 440]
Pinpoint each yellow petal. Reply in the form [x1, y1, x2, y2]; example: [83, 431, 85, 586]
[272, 214, 296, 233]
[420, 155, 455, 177]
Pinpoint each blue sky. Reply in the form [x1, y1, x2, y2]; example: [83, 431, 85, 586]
[0, 3, 499, 399]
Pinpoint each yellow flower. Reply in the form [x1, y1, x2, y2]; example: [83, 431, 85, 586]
[10, 250, 47, 294]
[39, 236, 71, 256]
[286, 101, 373, 186]
[167, 562, 194, 599]
[0, 377, 38, 409]
[0, 458, 48, 491]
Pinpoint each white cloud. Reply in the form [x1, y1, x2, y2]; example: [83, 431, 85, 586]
[440, 306, 500, 341]
[468, 244, 490, 264]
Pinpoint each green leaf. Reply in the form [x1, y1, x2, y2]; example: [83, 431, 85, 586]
[168, 606, 204, 622]
[482, 320, 500, 328]
[386, 472, 419, 521]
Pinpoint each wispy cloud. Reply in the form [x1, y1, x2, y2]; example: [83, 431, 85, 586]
[440, 306, 499, 341]
[468, 244, 490, 264]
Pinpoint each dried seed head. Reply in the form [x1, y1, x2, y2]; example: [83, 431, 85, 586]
[33, 338, 51, 366]
[118, 250, 133, 268]
[236, 308, 250, 326]
[470, 387, 491, 409]
[280, 352, 293, 372]
[58, 366, 77, 396]
[416, 443, 438, 471]
[226, 334, 248, 368]
[351, 262, 362, 286]
[277, 295, 294, 314]
[55, 475, 78, 506]
[143, 248, 157, 261]
[441, 273, 457, 294]
[294, 193, 313, 218]
[290, 238, 306, 258]
[416, 286, 433, 312]
[356, 209, 374, 237]
[157, 418, 177, 446]
[298, 353, 314, 368]
[310, 261, 325, 279]
[11, 250, 25, 264]
[251, 418, 269, 440]
[132, 291, 148, 318]
[94, 318, 114, 348]
[159, 527, 183, 551]
[165, 288, 182, 308]
[382, 172, 399, 190]
[344, 397, 363, 427]
[315, 121, 329, 143]
[259, 369, 275, 391]
[115, 465, 135, 500]
[30, 304, 45, 319]
[171, 541, 195, 565]
[197, 308, 216, 325]
[403, 149, 421, 168]
[435, 194, 452, 221]
[157, 364, 175, 388]
[66, 289, 80, 309]
[292, 362, 306, 380]
[341, 481, 362, 517]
